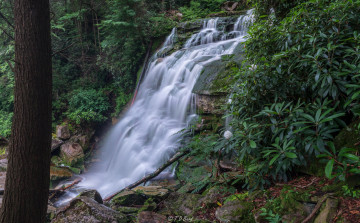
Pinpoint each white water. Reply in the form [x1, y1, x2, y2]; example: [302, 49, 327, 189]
[57, 10, 254, 203]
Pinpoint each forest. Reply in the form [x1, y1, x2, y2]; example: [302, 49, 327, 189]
[0, 0, 359, 222]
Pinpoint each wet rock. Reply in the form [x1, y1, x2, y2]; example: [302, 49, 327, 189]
[0, 159, 7, 171]
[51, 138, 64, 153]
[51, 196, 127, 223]
[137, 211, 167, 223]
[215, 200, 254, 223]
[50, 166, 73, 181]
[56, 125, 71, 140]
[78, 189, 103, 204]
[60, 143, 84, 166]
[314, 198, 338, 223]
[159, 192, 201, 216]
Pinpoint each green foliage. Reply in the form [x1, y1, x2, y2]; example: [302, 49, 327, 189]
[259, 208, 282, 223]
[179, 0, 227, 20]
[113, 89, 132, 116]
[0, 111, 12, 138]
[222, 0, 360, 189]
[249, 0, 303, 18]
[66, 89, 110, 125]
[317, 144, 360, 181]
[342, 185, 360, 198]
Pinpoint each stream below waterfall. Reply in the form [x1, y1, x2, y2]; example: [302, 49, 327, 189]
[55, 9, 254, 206]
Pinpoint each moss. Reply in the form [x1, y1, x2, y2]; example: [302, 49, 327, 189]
[216, 200, 255, 222]
[334, 118, 360, 151]
[224, 192, 248, 204]
[50, 166, 72, 181]
[138, 198, 157, 212]
[322, 182, 345, 193]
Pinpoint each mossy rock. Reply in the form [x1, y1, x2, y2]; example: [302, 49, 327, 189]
[199, 186, 228, 208]
[277, 190, 312, 222]
[299, 159, 325, 177]
[334, 118, 360, 150]
[110, 190, 149, 208]
[137, 211, 167, 223]
[77, 189, 103, 204]
[110, 186, 169, 209]
[176, 157, 212, 183]
[215, 200, 254, 223]
[50, 166, 73, 181]
[52, 197, 127, 223]
[158, 192, 202, 216]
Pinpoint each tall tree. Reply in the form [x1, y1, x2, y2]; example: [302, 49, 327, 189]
[0, 0, 52, 222]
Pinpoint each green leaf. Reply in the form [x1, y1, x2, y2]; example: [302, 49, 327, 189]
[320, 113, 345, 123]
[269, 154, 280, 166]
[250, 140, 257, 149]
[285, 152, 297, 159]
[301, 113, 315, 122]
[325, 159, 334, 179]
[342, 154, 359, 162]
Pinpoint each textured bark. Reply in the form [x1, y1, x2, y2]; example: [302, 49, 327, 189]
[0, 0, 52, 222]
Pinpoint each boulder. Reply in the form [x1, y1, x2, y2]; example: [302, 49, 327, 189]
[51, 196, 127, 223]
[60, 143, 84, 166]
[199, 186, 226, 208]
[158, 192, 201, 216]
[56, 125, 71, 140]
[51, 138, 64, 153]
[215, 200, 254, 222]
[78, 189, 103, 204]
[110, 186, 169, 208]
[50, 166, 73, 181]
[137, 211, 167, 223]
[70, 135, 90, 151]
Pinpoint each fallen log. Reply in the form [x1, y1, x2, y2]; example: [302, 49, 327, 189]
[104, 150, 189, 201]
[301, 193, 333, 223]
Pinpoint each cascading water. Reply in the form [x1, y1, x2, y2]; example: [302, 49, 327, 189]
[56, 10, 254, 204]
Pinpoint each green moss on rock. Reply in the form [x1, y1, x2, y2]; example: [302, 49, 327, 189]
[334, 118, 360, 150]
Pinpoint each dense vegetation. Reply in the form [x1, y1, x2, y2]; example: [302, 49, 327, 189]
[0, 0, 235, 137]
[1, 0, 359, 199]
[184, 0, 360, 191]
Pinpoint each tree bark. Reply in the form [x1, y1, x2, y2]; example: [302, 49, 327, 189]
[0, 0, 52, 222]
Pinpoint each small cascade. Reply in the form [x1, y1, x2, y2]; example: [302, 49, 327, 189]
[185, 18, 223, 48]
[55, 10, 254, 205]
[163, 27, 177, 47]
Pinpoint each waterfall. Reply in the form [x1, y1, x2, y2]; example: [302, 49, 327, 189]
[57, 10, 254, 203]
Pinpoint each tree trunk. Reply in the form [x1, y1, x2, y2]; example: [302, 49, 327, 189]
[0, 0, 52, 222]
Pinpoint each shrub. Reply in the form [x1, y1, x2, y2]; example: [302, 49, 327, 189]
[66, 89, 110, 125]
[222, 0, 360, 188]
[0, 111, 13, 138]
